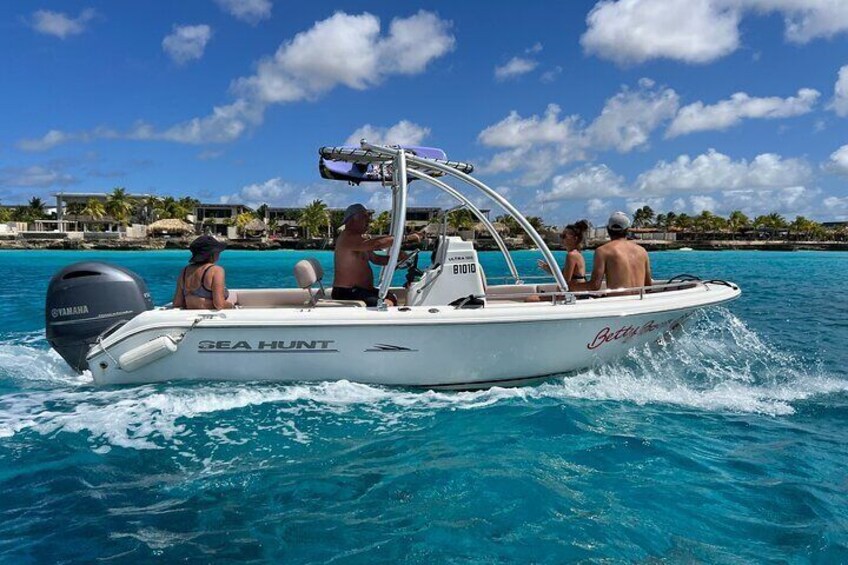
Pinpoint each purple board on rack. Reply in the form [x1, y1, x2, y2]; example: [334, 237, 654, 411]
[319, 146, 447, 184]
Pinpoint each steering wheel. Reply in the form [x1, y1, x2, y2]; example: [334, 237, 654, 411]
[398, 250, 423, 288]
[396, 249, 420, 270]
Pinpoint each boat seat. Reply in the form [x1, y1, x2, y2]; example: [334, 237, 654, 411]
[293, 258, 365, 308]
[232, 288, 312, 308]
[487, 284, 538, 295]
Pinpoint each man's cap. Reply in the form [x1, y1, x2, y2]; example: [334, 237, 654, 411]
[607, 211, 631, 231]
[342, 203, 369, 224]
[188, 235, 226, 264]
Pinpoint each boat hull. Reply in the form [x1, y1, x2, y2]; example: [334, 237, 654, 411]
[87, 283, 739, 388]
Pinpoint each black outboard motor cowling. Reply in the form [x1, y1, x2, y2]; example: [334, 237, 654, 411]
[46, 262, 153, 372]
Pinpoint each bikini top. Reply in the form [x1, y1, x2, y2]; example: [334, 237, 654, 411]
[182, 264, 229, 301]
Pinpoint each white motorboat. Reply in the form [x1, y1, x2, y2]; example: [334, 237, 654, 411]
[45, 142, 740, 388]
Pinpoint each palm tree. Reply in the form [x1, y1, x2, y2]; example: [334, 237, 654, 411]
[789, 216, 821, 239]
[178, 197, 200, 218]
[674, 213, 693, 231]
[447, 208, 476, 232]
[727, 210, 750, 233]
[28, 197, 47, 219]
[254, 203, 269, 221]
[233, 211, 255, 236]
[298, 199, 329, 239]
[105, 187, 134, 225]
[155, 197, 191, 220]
[64, 202, 86, 217]
[632, 205, 655, 228]
[664, 211, 677, 230]
[369, 211, 391, 235]
[135, 195, 160, 224]
[266, 217, 279, 237]
[82, 198, 106, 220]
[753, 212, 788, 230]
[654, 213, 667, 230]
[495, 214, 520, 235]
[526, 216, 545, 232]
[328, 209, 345, 234]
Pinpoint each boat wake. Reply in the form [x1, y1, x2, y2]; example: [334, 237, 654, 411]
[0, 308, 845, 451]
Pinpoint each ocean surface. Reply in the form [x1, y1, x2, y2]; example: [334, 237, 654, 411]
[0, 249, 846, 563]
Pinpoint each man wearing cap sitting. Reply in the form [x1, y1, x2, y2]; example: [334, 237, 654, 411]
[332, 203, 423, 307]
[569, 211, 652, 294]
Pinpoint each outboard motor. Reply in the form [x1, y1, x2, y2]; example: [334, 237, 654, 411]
[46, 262, 153, 372]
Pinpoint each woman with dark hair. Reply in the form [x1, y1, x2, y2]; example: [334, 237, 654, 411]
[538, 219, 590, 284]
[173, 235, 237, 310]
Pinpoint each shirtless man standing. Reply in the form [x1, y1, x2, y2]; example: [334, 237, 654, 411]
[331, 203, 422, 306]
[569, 211, 652, 294]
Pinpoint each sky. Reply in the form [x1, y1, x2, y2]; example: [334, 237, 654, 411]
[1, 0, 848, 225]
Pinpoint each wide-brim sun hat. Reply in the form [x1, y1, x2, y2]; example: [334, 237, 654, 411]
[189, 235, 227, 264]
[342, 203, 369, 225]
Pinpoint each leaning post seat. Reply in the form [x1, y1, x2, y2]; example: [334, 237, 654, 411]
[293, 259, 366, 308]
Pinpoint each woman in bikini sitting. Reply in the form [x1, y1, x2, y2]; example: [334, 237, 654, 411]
[527, 219, 590, 301]
[173, 235, 237, 310]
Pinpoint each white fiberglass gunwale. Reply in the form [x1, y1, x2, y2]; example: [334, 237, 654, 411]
[88, 282, 739, 357]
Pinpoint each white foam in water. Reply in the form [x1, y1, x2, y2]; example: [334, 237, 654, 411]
[530, 308, 848, 416]
[0, 310, 846, 450]
[0, 341, 91, 387]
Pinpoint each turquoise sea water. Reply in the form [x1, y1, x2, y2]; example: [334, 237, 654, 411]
[0, 249, 846, 562]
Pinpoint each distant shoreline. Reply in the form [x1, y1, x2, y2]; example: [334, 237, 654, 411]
[1, 238, 847, 252]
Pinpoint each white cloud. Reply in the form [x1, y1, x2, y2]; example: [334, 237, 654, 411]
[162, 25, 213, 65]
[737, 0, 848, 43]
[222, 177, 297, 208]
[134, 99, 264, 144]
[214, 0, 272, 25]
[581, 0, 848, 65]
[478, 104, 578, 148]
[494, 57, 538, 81]
[635, 149, 812, 195]
[581, 0, 740, 65]
[624, 197, 666, 214]
[477, 104, 585, 185]
[0, 165, 76, 188]
[29, 103, 262, 148]
[823, 196, 848, 219]
[689, 195, 720, 213]
[223, 177, 327, 207]
[17, 127, 118, 152]
[717, 186, 817, 215]
[236, 10, 454, 104]
[19, 11, 453, 149]
[585, 78, 679, 152]
[586, 198, 610, 218]
[824, 144, 848, 175]
[221, 176, 390, 211]
[667, 88, 820, 137]
[30, 8, 96, 39]
[536, 164, 625, 202]
[17, 130, 76, 152]
[831, 64, 848, 117]
[476, 80, 677, 184]
[345, 120, 430, 146]
[540, 66, 562, 83]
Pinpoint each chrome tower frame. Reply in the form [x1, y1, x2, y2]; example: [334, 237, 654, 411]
[320, 141, 571, 306]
